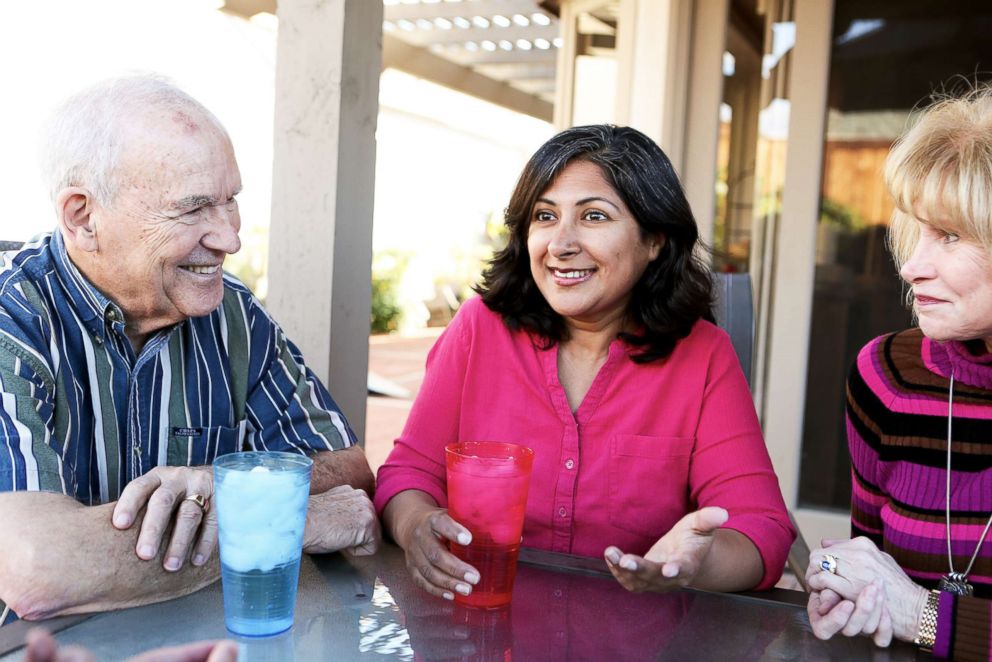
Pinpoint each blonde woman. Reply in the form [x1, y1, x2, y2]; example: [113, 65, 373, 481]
[806, 86, 992, 660]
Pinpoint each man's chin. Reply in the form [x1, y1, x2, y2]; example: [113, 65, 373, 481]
[174, 291, 225, 320]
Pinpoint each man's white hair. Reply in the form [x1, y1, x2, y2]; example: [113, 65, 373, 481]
[40, 74, 228, 206]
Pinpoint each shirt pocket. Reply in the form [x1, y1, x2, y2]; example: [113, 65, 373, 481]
[608, 434, 693, 539]
[168, 420, 249, 467]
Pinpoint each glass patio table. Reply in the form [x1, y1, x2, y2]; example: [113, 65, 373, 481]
[0, 543, 921, 660]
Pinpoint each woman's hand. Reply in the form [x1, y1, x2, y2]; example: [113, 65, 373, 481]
[402, 508, 480, 601]
[385, 491, 481, 602]
[604, 507, 729, 592]
[806, 537, 928, 643]
[807, 583, 894, 647]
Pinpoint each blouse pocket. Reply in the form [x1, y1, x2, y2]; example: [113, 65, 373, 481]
[608, 434, 693, 539]
[168, 420, 248, 467]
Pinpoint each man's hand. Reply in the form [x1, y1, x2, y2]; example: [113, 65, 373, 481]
[25, 627, 238, 662]
[303, 485, 381, 556]
[604, 507, 729, 592]
[112, 466, 216, 572]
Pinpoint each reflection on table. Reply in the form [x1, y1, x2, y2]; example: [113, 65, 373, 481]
[0, 544, 918, 661]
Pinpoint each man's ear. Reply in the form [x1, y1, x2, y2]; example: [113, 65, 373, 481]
[56, 187, 99, 252]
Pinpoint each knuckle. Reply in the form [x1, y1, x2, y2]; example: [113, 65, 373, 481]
[175, 505, 202, 524]
[149, 490, 176, 510]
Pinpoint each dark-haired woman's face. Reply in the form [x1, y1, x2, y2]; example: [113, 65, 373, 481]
[527, 161, 663, 329]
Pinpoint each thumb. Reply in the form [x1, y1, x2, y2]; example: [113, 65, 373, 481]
[820, 538, 845, 548]
[690, 507, 729, 534]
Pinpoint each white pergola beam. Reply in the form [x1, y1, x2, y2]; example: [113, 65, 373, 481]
[384, 34, 553, 121]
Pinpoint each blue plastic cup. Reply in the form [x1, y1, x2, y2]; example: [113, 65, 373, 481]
[214, 451, 312, 637]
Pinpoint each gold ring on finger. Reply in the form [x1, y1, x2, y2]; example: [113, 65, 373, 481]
[820, 554, 838, 575]
[183, 493, 209, 513]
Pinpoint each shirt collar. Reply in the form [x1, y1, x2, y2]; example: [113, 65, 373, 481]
[49, 231, 126, 341]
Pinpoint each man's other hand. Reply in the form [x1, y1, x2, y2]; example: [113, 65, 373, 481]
[112, 466, 217, 572]
[303, 485, 381, 556]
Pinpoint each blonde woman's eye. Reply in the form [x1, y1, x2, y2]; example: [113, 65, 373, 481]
[941, 231, 960, 244]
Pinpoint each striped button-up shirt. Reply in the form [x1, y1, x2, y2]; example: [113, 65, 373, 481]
[0, 232, 355, 505]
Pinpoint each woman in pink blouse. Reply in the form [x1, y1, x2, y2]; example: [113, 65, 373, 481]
[375, 125, 795, 602]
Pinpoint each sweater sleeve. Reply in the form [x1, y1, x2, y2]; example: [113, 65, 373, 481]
[373, 304, 473, 515]
[846, 339, 887, 546]
[932, 592, 992, 661]
[688, 327, 796, 590]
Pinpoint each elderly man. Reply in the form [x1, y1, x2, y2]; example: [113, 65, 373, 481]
[0, 76, 379, 623]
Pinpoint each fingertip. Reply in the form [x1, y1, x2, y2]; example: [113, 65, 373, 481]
[113, 511, 131, 529]
[456, 532, 471, 546]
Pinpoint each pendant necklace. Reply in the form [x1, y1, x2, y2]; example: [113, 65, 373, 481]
[938, 371, 992, 597]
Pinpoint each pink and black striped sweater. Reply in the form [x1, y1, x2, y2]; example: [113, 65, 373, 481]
[849, 329, 992, 660]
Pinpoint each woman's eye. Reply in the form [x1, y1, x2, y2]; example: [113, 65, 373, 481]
[534, 210, 556, 222]
[940, 231, 960, 244]
[583, 210, 608, 222]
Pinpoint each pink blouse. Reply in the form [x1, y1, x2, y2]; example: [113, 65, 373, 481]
[375, 297, 795, 589]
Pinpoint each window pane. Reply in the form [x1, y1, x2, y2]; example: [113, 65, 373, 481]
[798, 0, 992, 510]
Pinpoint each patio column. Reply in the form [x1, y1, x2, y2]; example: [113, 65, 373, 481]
[554, 0, 723, 246]
[266, 0, 382, 442]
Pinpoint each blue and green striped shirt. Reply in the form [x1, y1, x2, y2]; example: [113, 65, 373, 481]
[0, 232, 355, 505]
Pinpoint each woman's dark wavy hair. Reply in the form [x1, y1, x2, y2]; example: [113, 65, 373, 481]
[475, 124, 714, 364]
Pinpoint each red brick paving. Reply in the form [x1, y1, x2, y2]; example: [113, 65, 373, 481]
[364, 329, 443, 473]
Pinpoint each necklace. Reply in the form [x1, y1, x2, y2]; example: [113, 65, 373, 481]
[938, 371, 992, 596]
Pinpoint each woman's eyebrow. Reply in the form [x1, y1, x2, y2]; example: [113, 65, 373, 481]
[576, 196, 621, 211]
[534, 196, 621, 212]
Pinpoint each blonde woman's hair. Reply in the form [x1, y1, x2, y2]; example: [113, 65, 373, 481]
[886, 84, 992, 268]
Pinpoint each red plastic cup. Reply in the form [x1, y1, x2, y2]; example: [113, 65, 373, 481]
[445, 441, 534, 609]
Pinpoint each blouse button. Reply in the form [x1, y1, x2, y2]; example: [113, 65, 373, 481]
[558, 507, 567, 517]
[565, 458, 574, 470]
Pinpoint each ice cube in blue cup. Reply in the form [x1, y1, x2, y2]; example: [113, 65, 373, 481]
[214, 451, 312, 636]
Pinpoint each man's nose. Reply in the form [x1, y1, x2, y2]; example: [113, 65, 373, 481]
[203, 207, 241, 255]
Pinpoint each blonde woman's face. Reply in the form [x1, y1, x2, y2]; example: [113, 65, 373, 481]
[899, 217, 992, 350]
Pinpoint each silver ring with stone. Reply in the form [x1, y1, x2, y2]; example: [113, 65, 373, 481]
[820, 554, 838, 574]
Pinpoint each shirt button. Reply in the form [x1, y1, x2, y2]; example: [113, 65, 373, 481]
[133, 446, 142, 457]
[106, 309, 118, 322]
[93, 336, 103, 345]
[558, 507, 567, 517]
[565, 459, 574, 470]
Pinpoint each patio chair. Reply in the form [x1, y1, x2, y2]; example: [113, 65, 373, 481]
[712, 272, 811, 590]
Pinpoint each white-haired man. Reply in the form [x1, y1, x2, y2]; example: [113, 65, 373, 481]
[0, 76, 379, 622]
